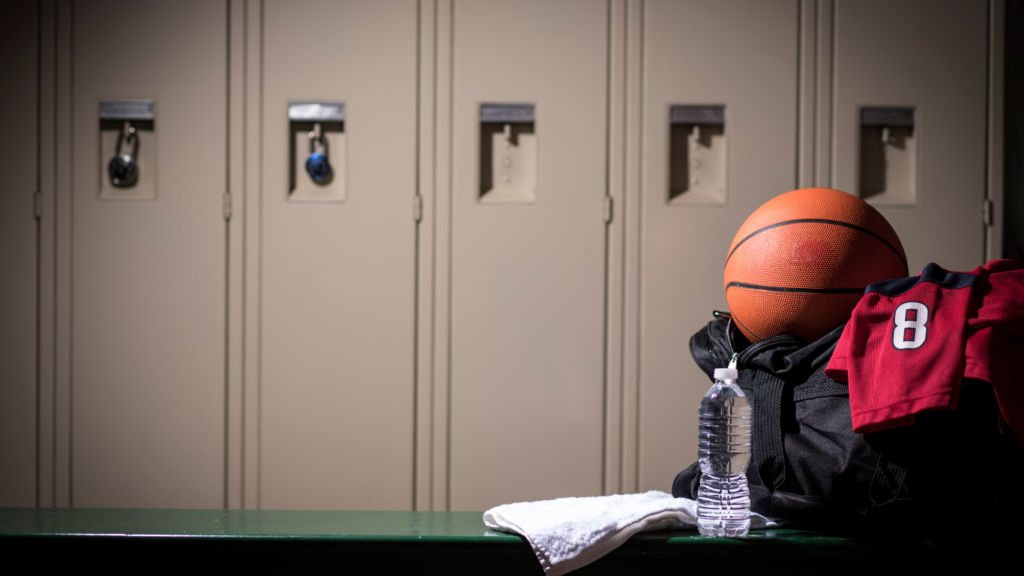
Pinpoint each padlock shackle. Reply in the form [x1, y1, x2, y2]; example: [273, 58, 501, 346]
[308, 122, 329, 157]
[116, 121, 139, 158]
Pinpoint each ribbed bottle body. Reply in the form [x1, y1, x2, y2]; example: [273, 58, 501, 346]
[696, 379, 752, 537]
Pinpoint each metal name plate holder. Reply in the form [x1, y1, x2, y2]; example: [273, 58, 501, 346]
[860, 106, 914, 128]
[100, 99, 155, 121]
[288, 101, 346, 123]
[480, 103, 535, 124]
[670, 105, 725, 126]
[100, 99, 155, 197]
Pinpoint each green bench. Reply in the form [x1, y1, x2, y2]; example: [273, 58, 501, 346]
[0, 508, 1007, 572]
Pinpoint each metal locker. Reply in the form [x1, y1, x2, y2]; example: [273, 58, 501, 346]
[448, 0, 609, 510]
[260, 0, 418, 510]
[0, 0, 39, 507]
[637, 0, 800, 491]
[70, 0, 227, 507]
[830, 0, 989, 274]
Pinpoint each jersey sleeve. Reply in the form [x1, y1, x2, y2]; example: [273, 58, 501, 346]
[825, 313, 856, 383]
[963, 260, 1024, 439]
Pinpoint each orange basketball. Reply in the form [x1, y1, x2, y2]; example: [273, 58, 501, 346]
[724, 188, 907, 343]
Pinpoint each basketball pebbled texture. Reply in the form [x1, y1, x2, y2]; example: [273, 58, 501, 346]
[725, 188, 907, 343]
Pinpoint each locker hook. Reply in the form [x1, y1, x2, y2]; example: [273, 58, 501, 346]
[306, 122, 332, 182]
[881, 126, 891, 146]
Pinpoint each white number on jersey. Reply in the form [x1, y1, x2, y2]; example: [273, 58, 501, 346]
[892, 301, 929, 350]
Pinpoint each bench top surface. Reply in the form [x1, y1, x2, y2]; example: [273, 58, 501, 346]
[0, 508, 917, 548]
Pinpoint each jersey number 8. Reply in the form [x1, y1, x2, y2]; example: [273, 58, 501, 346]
[892, 301, 929, 350]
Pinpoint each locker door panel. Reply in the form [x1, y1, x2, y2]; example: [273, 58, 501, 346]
[71, 0, 227, 508]
[639, 0, 799, 491]
[260, 0, 417, 510]
[449, 0, 609, 511]
[832, 0, 988, 274]
[0, 0, 38, 507]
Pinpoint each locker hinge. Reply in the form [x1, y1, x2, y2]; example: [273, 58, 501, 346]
[983, 199, 993, 227]
[33, 191, 42, 220]
[413, 194, 423, 223]
[223, 193, 233, 221]
[603, 196, 614, 224]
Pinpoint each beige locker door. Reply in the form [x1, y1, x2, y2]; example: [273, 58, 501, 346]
[0, 0, 38, 506]
[261, 0, 417, 510]
[72, 1, 226, 508]
[638, 0, 799, 491]
[449, 0, 609, 510]
[831, 0, 988, 274]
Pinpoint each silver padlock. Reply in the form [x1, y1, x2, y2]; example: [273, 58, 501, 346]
[108, 121, 139, 187]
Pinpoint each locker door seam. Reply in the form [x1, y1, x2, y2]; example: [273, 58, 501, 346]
[67, 0, 75, 508]
[827, 0, 833, 187]
[412, 0, 422, 512]
[601, 0, 611, 499]
[223, 0, 231, 511]
[633, 0, 645, 492]
[35, 0, 43, 508]
[445, 0, 454, 512]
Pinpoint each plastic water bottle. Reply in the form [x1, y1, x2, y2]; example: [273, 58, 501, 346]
[696, 362, 752, 537]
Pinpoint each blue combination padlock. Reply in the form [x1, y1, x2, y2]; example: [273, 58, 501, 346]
[305, 124, 332, 182]
[306, 151, 331, 182]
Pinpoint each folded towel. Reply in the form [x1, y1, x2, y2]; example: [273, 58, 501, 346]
[483, 491, 778, 575]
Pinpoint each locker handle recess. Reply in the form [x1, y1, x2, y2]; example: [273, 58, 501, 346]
[859, 106, 915, 205]
[99, 99, 156, 200]
[669, 105, 726, 205]
[480, 103, 536, 204]
[288, 101, 346, 202]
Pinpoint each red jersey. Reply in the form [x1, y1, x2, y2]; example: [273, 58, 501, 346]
[826, 260, 1024, 437]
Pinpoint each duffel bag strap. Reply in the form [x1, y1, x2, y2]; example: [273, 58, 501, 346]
[745, 369, 787, 493]
[868, 455, 908, 508]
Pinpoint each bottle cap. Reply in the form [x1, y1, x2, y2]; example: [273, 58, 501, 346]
[714, 367, 738, 380]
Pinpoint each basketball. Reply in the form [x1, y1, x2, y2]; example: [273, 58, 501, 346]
[724, 188, 907, 343]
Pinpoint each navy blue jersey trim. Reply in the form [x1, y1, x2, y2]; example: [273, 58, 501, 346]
[726, 218, 909, 276]
[866, 263, 977, 297]
[726, 282, 865, 294]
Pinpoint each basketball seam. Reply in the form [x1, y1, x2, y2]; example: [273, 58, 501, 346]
[729, 313, 764, 342]
[725, 218, 909, 276]
[725, 281, 865, 294]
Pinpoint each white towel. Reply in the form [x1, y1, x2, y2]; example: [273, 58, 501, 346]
[483, 491, 778, 576]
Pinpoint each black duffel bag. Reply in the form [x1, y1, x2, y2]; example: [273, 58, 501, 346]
[672, 315, 1024, 536]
